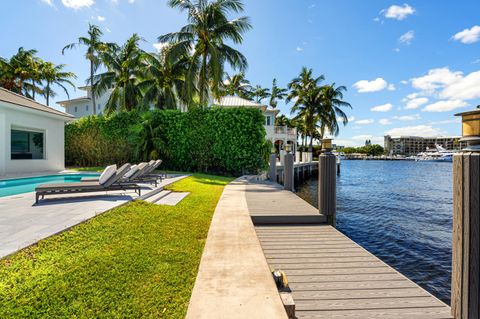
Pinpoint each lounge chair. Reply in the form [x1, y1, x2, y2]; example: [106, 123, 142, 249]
[81, 162, 161, 186]
[35, 163, 141, 203]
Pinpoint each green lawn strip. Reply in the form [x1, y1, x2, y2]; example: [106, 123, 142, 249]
[0, 174, 232, 318]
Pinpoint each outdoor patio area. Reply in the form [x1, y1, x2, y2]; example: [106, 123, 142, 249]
[0, 174, 187, 258]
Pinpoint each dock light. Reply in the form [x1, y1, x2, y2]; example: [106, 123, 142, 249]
[284, 144, 292, 153]
[455, 108, 480, 151]
[321, 138, 333, 152]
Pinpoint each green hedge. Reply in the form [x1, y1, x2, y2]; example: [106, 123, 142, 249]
[65, 108, 270, 176]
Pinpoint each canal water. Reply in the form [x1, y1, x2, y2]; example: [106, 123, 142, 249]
[296, 160, 452, 304]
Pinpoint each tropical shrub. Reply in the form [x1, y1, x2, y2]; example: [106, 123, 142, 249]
[65, 108, 268, 176]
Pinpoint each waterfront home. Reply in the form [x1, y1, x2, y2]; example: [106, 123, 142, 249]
[214, 96, 297, 153]
[0, 88, 73, 176]
[57, 85, 113, 117]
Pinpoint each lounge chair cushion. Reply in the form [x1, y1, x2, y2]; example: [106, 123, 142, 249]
[124, 165, 139, 179]
[99, 165, 117, 185]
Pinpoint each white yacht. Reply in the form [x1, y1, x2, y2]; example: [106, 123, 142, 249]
[415, 145, 455, 162]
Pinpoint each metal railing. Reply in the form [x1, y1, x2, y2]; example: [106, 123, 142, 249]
[274, 126, 297, 136]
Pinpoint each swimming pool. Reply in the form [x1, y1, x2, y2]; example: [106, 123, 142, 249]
[0, 173, 101, 198]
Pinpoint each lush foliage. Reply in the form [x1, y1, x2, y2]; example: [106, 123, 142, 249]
[0, 174, 232, 319]
[343, 144, 385, 156]
[0, 48, 75, 105]
[65, 108, 269, 176]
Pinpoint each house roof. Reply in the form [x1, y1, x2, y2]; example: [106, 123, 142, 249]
[214, 96, 280, 113]
[0, 87, 74, 119]
[56, 96, 91, 105]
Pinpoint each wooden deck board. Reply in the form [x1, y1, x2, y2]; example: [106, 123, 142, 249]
[245, 179, 452, 318]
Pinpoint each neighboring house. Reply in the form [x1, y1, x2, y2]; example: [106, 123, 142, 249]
[57, 85, 113, 117]
[384, 135, 466, 156]
[0, 88, 74, 176]
[213, 96, 297, 152]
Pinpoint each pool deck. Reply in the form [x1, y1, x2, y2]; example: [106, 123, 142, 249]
[0, 174, 187, 259]
[188, 176, 453, 318]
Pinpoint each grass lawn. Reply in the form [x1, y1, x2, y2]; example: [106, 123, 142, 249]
[0, 174, 232, 318]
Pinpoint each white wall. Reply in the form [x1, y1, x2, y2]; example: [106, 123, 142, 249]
[63, 89, 113, 118]
[0, 103, 67, 175]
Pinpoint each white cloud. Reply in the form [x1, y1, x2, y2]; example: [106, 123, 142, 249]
[153, 42, 169, 52]
[411, 67, 463, 93]
[296, 46, 304, 52]
[452, 25, 480, 44]
[379, 118, 392, 125]
[399, 30, 415, 44]
[386, 125, 443, 137]
[352, 135, 384, 145]
[353, 78, 394, 93]
[400, 80, 408, 85]
[393, 114, 421, 121]
[355, 119, 374, 125]
[440, 70, 480, 100]
[423, 100, 468, 112]
[371, 103, 393, 112]
[61, 0, 94, 9]
[403, 94, 429, 110]
[383, 4, 415, 20]
[473, 59, 480, 64]
[105, 27, 111, 33]
[40, 0, 54, 6]
[97, 15, 105, 21]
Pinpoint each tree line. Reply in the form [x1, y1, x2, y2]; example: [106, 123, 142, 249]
[0, 0, 352, 149]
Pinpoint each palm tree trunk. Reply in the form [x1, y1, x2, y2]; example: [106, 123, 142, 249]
[46, 82, 50, 106]
[199, 53, 207, 109]
[90, 60, 96, 115]
[32, 81, 36, 100]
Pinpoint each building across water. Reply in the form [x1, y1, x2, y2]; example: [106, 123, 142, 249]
[384, 135, 467, 156]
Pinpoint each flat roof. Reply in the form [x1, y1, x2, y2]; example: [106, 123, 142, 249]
[56, 96, 91, 105]
[0, 87, 73, 119]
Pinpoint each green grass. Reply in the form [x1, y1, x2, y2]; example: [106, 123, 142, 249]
[0, 174, 232, 318]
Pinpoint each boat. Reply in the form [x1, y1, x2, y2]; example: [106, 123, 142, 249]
[415, 144, 455, 162]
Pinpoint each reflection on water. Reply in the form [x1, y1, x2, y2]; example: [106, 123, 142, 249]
[296, 160, 452, 303]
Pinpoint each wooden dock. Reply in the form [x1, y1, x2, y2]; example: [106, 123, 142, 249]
[246, 179, 453, 319]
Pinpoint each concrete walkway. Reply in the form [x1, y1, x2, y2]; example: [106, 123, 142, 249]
[186, 177, 288, 319]
[0, 174, 187, 258]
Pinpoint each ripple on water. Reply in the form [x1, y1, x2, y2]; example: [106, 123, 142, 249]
[296, 160, 452, 304]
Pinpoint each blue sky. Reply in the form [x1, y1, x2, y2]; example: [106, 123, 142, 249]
[1, 0, 479, 146]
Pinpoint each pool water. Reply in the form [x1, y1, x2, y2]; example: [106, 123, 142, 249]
[0, 173, 100, 198]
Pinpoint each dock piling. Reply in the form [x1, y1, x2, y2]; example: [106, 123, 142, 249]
[284, 152, 294, 191]
[452, 152, 480, 319]
[269, 153, 277, 183]
[318, 152, 337, 226]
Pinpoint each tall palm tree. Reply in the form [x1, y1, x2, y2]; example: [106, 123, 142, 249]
[40, 62, 76, 106]
[220, 72, 251, 98]
[275, 114, 292, 127]
[139, 48, 189, 110]
[63, 24, 117, 114]
[269, 78, 287, 109]
[249, 84, 270, 103]
[95, 34, 145, 114]
[159, 0, 252, 108]
[0, 48, 40, 97]
[318, 83, 352, 138]
[0, 57, 19, 92]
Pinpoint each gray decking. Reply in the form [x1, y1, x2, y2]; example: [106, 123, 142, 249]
[245, 179, 453, 319]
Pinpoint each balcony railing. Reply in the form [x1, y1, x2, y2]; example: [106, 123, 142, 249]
[274, 126, 297, 136]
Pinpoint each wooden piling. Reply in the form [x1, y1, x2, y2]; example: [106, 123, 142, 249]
[318, 152, 337, 226]
[269, 154, 277, 183]
[284, 153, 294, 191]
[452, 152, 480, 319]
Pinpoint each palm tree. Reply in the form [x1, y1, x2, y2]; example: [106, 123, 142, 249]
[139, 48, 189, 110]
[249, 84, 270, 103]
[220, 72, 251, 98]
[287, 67, 325, 151]
[159, 0, 252, 107]
[0, 48, 41, 97]
[40, 62, 76, 106]
[318, 83, 352, 138]
[269, 78, 287, 109]
[95, 34, 145, 114]
[275, 114, 292, 127]
[63, 24, 117, 115]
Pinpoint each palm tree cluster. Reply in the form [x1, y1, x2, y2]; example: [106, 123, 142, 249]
[0, 47, 76, 105]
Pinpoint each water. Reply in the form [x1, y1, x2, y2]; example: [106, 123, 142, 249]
[296, 160, 453, 303]
[0, 173, 100, 197]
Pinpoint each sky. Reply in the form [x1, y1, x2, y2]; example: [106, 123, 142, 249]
[1, 0, 479, 146]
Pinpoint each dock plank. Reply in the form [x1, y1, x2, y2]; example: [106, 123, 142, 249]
[245, 179, 452, 319]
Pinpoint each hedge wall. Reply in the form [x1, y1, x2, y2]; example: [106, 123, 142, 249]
[65, 108, 270, 176]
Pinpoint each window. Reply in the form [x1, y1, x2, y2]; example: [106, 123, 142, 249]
[97, 103, 101, 110]
[265, 116, 271, 126]
[74, 106, 78, 112]
[86, 105, 89, 111]
[11, 129, 45, 160]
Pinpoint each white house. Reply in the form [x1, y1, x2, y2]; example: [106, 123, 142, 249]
[57, 85, 113, 117]
[213, 96, 297, 152]
[0, 88, 73, 176]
